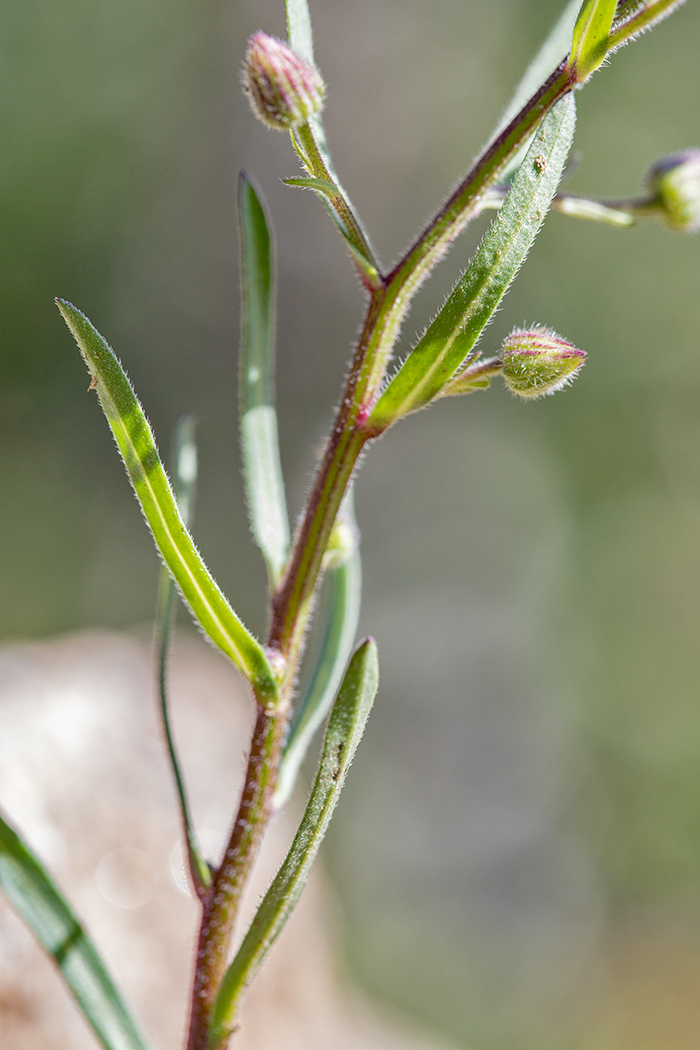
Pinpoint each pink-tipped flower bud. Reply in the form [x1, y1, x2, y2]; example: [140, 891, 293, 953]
[500, 326, 586, 399]
[243, 31, 325, 131]
[647, 149, 700, 232]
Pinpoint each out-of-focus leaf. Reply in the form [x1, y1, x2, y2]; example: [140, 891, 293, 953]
[499, 0, 581, 131]
[285, 0, 314, 65]
[496, 0, 581, 180]
[367, 94, 576, 429]
[285, 0, 333, 173]
[209, 638, 379, 1049]
[569, 0, 618, 80]
[274, 539, 361, 811]
[238, 174, 290, 589]
[0, 811, 152, 1050]
[57, 299, 278, 706]
[155, 415, 211, 897]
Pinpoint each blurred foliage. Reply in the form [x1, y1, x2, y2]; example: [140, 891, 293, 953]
[2, 0, 700, 1048]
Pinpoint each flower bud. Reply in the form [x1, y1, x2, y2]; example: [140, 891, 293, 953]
[647, 149, 700, 232]
[243, 31, 325, 131]
[500, 326, 586, 399]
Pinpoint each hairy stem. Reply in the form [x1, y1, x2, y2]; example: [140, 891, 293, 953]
[267, 295, 379, 660]
[293, 122, 381, 284]
[186, 701, 287, 1050]
[384, 62, 576, 303]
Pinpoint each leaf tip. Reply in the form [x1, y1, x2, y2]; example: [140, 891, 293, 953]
[55, 298, 84, 329]
[355, 636, 379, 677]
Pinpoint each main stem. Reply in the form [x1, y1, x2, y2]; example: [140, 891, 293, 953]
[186, 56, 580, 1050]
[185, 702, 287, 1050]
[184, 292, 385, 1050]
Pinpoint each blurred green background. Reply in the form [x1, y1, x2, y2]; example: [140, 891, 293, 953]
[2, 0, 700, 1047]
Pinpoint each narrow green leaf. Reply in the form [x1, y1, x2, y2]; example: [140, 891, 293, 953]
[0, 811, 152, 1050]
[368, 94, 576, 429]
[284, 176, 383, 288]
[274, 544, 361, 811]
[156, 416, 211, 897]
[239, 174, 291, 588]
[569, 0, 618, 80]
[290, 124, 382, 288]
[285, 0, 314, 65]
[283, 176, 339, 195]
[209, 638, 379, 1048]
[57, 299, 278, 706]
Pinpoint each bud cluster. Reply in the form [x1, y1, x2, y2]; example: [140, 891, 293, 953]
[243, 31, 325, 132]
[500, 326, 586, 399]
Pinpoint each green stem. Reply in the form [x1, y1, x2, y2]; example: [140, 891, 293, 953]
[268, 292, 381, 661]
[293, 122, 381, 285]
[481, 184, 654, 227]
[384, 62, 576, 304]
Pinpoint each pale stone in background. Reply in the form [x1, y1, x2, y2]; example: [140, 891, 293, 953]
[0, 631, 447, 1050]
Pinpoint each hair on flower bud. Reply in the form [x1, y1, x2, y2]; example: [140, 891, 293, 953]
[647, 150, 700, 232]
[243, 31, 325, 131]
[501, 326, 586, 399]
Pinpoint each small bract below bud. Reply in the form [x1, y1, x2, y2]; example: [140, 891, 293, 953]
[501, 326, 586, 399]
[243, 31, 325, 131]
[647, 150, 700, 232]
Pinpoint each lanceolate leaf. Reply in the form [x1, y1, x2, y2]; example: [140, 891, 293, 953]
[285, 175, 383, 288]
[283, 176, 338, 195]
[0, 811, 152, 1050]
[239, 174, 291, 588]
[274, 544, 362, 811]
[367, 94, 576, 430]
[57, 299, 278, 705]
[569, 0, 618, 81]
[209, 639, 379, 1048]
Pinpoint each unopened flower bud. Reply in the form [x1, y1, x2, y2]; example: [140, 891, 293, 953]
[243, 31, 325, 131]
[647, 150, 700, 232]
[501, 326, 586, 399]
